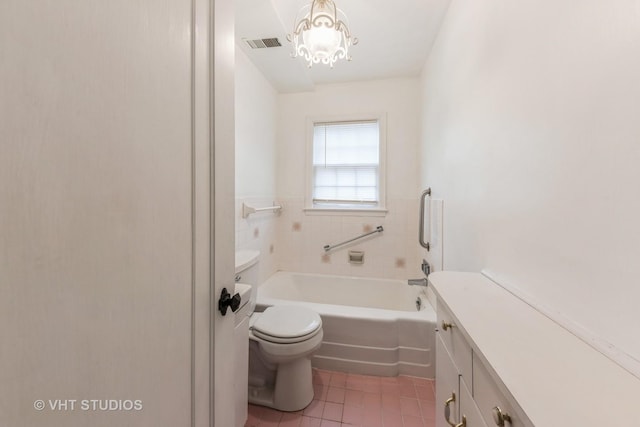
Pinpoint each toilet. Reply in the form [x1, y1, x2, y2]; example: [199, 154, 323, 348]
[235, 250, 323, 412]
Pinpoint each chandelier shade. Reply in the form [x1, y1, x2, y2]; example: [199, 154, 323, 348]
[287, 0, 358, 68]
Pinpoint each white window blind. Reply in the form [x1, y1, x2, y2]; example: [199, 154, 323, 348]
[312, 120, 380, 206]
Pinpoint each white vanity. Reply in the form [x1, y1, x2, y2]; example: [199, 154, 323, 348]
[429, 272, 640, 427]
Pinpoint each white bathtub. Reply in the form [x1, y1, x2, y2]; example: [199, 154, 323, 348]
[256, 271, 436, 378]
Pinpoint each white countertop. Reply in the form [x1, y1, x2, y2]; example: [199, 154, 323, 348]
[429, 271, 640, 427]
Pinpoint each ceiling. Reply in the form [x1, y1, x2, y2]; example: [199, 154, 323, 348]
[235, 0, 452, 93]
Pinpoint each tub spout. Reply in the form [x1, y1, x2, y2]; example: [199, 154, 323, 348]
[408, 259, 431, 287]
[408, 278, 428, 287]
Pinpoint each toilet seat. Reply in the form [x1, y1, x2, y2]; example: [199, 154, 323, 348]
[252, 326, 322, 344]
[251, 306, 322, 344]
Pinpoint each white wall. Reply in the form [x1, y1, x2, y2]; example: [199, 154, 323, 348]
[235, 50, 279, 283]
[420, 0, 640, 373]
[277, 79, 423, 279]
[235, 50, 278, 199]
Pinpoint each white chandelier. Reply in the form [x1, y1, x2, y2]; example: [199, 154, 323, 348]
[287, 0, 358, 68]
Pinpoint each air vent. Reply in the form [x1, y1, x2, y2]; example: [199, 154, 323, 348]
[244, 38, 282, 49]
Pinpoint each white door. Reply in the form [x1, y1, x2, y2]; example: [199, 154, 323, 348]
[0, 0, 236, 426]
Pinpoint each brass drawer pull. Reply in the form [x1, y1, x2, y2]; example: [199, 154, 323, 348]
[455, 415, 467, 427]
[444, 392, 456, 427]
[492, 406, 512, 426]
[442, 321, 454, 331]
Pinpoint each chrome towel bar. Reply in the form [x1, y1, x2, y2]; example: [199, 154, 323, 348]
[323, 226, 383, 252]
[419, 188, 431, 251]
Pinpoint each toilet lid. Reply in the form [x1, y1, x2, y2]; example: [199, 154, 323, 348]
[252, 306, 322, 340]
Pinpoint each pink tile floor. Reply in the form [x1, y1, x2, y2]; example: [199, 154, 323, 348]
[245, 368, 436, 427]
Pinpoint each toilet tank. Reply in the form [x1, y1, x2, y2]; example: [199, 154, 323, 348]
[235, 250, 260, 312]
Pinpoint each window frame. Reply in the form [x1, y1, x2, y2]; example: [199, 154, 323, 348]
[304, 113, 387, 216]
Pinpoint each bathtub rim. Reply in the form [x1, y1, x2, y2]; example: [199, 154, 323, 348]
[256, 270, 436, 322]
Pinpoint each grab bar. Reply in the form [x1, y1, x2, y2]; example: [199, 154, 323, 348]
[419, 188, 431, 251]
[323, 226, 383, 252]
[242, 202, 282, 218]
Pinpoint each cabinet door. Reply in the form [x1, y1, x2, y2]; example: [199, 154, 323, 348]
[436, 335, 460, 427]
[460, 378, 488, 427]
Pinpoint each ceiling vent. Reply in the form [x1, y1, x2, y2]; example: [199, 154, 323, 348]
[244, 38, 282, 49]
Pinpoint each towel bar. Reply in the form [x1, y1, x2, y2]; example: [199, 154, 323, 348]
[242, 202, 282, 218]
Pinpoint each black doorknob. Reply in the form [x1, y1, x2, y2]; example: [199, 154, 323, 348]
[218, 287, 242, 316]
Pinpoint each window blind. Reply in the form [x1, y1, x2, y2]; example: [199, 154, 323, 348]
[312, 120, 380, 206]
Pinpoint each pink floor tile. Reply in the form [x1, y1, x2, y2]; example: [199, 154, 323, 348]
[399, 383, 417, 398]
[300, 416, 322, 427]
[363, 383, 382, 394]
[361, 375, 381, 384]
[344, 389, 363, 407]
[322, 402, 344, 422]
[342, 405, 363, 425]
[313, 369, 332, 386]
[314, 384, 329, 401]
[250, 406, 283, 426]
[326, 387, 346, 403]
[329, 372, 347, 388]
[419, 400, 436, 420]
[411, 377, 434, 388]
[399, 398, 421, 417]
[279, 412, 303, 427]
[397, 376, 415, 385]
[362, 397, 382, 414]
[344, 378, 366, 391]
[403, 414, 426, 427]
[245, 370, 435, 427]
[380, 376, 399, 385]
[347, 374, 368, 382]
[362, 392, 381, 407]
[381, 393, 401, 413]
[303, 400, 325, 418]
[360, 408, 383, 427]
[415, 385, 435, 401]
[380, 382, 400, 394]
[382, 410, 403, 426]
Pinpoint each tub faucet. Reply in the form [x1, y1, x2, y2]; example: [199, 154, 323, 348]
[408, 278, 428, 287]
[408, 259, 431, 287]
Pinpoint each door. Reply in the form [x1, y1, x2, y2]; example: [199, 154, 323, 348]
[0, 0, 235, 426]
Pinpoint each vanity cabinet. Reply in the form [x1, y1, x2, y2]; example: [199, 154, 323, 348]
[436, 303, 492, 427]
[434, 278, 532, 427]
[429, 272, 640, 427]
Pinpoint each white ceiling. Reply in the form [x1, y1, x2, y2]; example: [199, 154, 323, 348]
[235, 0, 452, 93]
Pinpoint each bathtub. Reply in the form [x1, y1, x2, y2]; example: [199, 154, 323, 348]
[255, 271, 436, 378]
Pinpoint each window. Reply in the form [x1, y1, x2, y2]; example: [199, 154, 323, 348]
[306, 115, 386, 213]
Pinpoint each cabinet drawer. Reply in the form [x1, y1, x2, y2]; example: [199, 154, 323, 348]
[437, 303, 473, 383]
[460, 377, 488, 427]
[473, 354, 530, 427]
[436, 335, 459, 427]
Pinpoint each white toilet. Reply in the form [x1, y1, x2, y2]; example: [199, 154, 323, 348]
[235, 250, 323, 412]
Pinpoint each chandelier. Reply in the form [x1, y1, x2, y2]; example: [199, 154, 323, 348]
[287, 0, 358, 68]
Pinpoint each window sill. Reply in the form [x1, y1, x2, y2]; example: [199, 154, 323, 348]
[303, 207, 388, 217]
